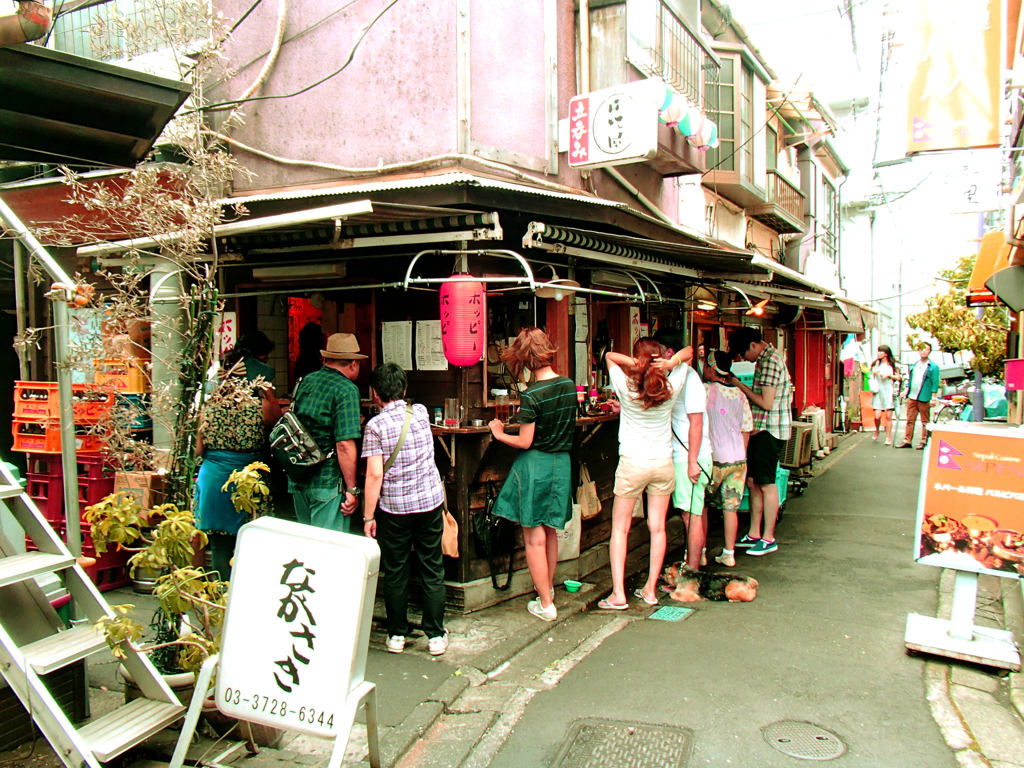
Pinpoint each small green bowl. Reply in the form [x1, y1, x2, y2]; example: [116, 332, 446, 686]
[563, 580, 582, 593]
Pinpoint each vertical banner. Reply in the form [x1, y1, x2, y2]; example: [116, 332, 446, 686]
[905, 0, 1002, 153]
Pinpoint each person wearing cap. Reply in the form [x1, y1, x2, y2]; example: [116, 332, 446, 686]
[726, 326, 793, 557]
[702, 350, 754, 567]
[288, 333, 367, 532]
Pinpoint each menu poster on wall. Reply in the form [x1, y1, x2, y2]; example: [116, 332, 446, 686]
[381, 321, 413, 371]
[416, 320, 449, 371]
[915, 423, 1024, 580]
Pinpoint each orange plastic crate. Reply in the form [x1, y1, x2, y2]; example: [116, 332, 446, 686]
[14, 382, 115, 422]
[94, 360, 149, 393]
[12, 419, 107, 454]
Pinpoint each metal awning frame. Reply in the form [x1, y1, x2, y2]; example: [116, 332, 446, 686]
[79, 201, 505, 261]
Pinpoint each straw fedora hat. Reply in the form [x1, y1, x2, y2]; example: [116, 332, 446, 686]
[322, 333, 368, 360]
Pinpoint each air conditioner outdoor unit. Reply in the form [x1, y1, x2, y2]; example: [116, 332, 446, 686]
[780, 422, 814, 469]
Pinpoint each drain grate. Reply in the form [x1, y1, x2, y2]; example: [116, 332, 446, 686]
[647, 606, 695, 622]
[550, 719, 693, 767]
[763, 721, 846, 761]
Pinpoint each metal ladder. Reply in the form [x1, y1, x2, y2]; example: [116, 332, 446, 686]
[0, 461, 185, 768]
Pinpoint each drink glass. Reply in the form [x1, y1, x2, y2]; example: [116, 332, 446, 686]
[495, 391, 510, 422]
[444, 398, 464, 426]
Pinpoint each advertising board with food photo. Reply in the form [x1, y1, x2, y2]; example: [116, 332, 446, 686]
[915, 424, 1024, 579]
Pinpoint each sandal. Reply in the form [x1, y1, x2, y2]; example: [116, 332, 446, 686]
[597, 597, 629, 611]
[633, 589, 658, 606]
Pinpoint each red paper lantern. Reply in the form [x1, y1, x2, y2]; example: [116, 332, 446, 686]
[440, 279, 485, 366]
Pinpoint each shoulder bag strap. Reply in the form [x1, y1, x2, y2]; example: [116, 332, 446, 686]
[382, 405, 414, 475]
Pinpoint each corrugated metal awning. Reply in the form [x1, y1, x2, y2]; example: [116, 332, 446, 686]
[0, 44, 191, 168]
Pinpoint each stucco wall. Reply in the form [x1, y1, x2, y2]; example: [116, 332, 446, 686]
[213, 0, 459, 191]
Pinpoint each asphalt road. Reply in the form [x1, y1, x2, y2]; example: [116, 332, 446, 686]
[488, 435, 957, 767]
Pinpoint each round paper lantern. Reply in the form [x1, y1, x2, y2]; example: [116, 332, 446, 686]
[440, 279, 485, 366]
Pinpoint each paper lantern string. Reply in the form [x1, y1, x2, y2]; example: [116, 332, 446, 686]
[657, 85, 720, 150]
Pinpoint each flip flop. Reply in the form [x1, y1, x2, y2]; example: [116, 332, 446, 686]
[597, 598, 629, 611]
[633, 589, 658, 606]
[658, 585, 674, 595]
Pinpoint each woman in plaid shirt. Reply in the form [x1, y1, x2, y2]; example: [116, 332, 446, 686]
[362, 363, 448, 656]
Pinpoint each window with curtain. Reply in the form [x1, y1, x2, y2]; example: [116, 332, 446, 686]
[705, 56, 734, 172]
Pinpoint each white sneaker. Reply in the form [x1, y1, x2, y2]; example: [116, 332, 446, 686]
[428, 631, 449, 656]
[715, 552, 736, 567]
[528, 599, 557, 621]
[386, 635, 405, 654]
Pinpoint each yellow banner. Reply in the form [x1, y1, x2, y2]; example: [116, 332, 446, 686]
[906, 0, 1003, 153]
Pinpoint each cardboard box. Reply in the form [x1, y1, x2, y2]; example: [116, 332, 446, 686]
[114, 471, 153, 509]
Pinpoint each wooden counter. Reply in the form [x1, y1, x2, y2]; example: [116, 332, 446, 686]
[432, 412, 622, 604]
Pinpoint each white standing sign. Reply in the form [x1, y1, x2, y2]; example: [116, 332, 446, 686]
[172, 518, 381, 768]
[216, 518, 379, 735]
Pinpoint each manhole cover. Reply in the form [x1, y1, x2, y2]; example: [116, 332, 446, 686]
[550, 719, 693, 767]
[647, 606, 695, 622]
[763, 721, 846, 761]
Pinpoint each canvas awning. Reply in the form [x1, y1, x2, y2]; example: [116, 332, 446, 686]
[966, 231, 1011, 307]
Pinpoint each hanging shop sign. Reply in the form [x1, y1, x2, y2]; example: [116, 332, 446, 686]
[567, 79, 718, 170]
[905, 0, 1001, 153]
[914, 423, 1024, 579]
[440, 279, 485, 366]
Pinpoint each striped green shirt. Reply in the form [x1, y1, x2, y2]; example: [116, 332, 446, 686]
[518, 376, 577, 453]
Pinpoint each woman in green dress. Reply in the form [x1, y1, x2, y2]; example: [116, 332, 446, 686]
[488, 328, 577, 622]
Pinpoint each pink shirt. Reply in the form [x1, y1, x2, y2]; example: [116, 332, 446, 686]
[706, 382, 754, 464]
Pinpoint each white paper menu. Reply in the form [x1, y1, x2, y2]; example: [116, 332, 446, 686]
[416, 320, 449, 371]
[381, 321, 413, 370]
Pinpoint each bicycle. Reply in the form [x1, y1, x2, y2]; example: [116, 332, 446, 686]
[933, 394, 969, 423]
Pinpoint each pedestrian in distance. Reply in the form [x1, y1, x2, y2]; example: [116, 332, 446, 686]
[701, 351, 753, 568]
[870, 344, 899, 445]
[726, 327, 794, 557]
[896, 341, 941, 450]
[488, 328, 578, 622]
[600, 338, 693, 610]
[288, 333, 366, 533]
[654, 329, 711, 571]
[362, 363, 448, 656]
[292, 321, 324, 387]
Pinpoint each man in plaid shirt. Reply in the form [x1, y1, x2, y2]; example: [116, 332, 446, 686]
[362, 363, 448, 656]
[728, 327, 793, 557]
[289, 333, 365, 533]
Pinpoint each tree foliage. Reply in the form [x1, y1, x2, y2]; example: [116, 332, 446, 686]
[905, 253, 1011, 376]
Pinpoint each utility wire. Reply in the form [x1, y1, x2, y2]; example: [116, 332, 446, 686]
[192, 0, 400, 114]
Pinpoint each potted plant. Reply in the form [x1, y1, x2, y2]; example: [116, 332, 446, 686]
[85, 461, 278, 744]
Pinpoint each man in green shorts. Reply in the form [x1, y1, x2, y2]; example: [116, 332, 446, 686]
[656, 331, 712, 570]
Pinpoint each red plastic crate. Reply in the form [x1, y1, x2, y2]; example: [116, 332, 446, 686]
[14, 382, 115, 422]
[27, 453, 112, 480]
[13, 421, 107, 454]
[25, 472, 116, 524]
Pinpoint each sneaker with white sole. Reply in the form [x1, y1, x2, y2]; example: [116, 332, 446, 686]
[736, 535, 761, 548]
[528, 599, 557, 621]
[746, 538, 778, 556]
[715, 552, 736, 567]
[386, 635, 405, 654]
[428, 631, 449, 656]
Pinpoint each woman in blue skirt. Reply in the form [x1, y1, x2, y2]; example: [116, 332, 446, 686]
[488, 328, 578, 622]
[194, 349, 275, 581]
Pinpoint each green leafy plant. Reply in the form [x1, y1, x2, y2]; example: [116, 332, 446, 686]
[905, 253, 1013, 376]
[85, 461, 267, 674]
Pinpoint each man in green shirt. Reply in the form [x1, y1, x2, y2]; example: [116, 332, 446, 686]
[288, 333, 366, 533]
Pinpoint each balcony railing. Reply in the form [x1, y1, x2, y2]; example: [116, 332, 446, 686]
[767, 170, 804, 222]
[627, 0, 720, 113]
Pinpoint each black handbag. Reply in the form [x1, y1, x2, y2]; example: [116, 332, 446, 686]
[269, 411, 334, 484]
[473, 480, 515, 591]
